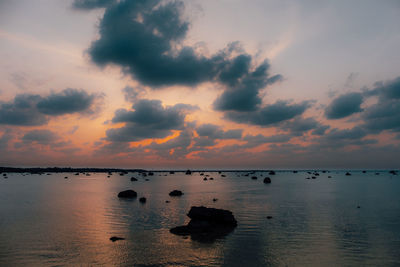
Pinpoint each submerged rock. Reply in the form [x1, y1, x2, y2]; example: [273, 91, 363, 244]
[266, 216, 273, 219]
[169, 190, 184, 197]
[269, 171, 276, 175]
[139, 197, 146, 203]
[251, 176, 257, 180]
[345, 172, 351, 176]
[170, 206, 237, 242]
[130, 177, 138, 181]
[263, 177, 271, 184]
[117, 190, 137, 198]
[110, 236, 125, 242]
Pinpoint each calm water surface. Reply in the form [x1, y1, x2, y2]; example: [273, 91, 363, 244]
[0, 171, 399, 266]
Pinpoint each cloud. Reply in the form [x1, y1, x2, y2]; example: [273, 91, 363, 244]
[36, 88, 99, 116]
[106, 99, 197, 142]
[82, 0, 281, 114]
[122, 86, 145, 103]
[0, 94, 48, 126]
[280, 117, 327, 136]
[213, 59, 282, 112]
[362, 76, 400, 132]
[196, 123, 242, 139]
[21, 129, 59, 145]
[0, 89, 102, 126]
[224, 100, 311, 126]
[325, 92, 364, 119]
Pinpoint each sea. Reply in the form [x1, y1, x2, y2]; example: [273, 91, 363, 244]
[0, 170, 399, 266]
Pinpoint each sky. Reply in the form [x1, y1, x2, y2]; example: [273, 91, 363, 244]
[0, 0, 399, 169]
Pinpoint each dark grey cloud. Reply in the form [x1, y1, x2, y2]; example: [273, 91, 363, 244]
[0, 89, 102, 126]
[324, 126, 367, 141]
[72, 0, 116, 10]
[106, 99, 197, 142]
[37, 88, 98, 116]
[325, 92, 364, 119]
[81, 0, 281, 114]
[362, 77, 400, 132]
[214, 59, 282, 111]
[280, 117, 328, 136]
[0, 94, 48, 126]
[242, 134, 292, 148]
[224, 101, 311, 126]
[22, 129, 59, 145]
[196, 123, 242, 139]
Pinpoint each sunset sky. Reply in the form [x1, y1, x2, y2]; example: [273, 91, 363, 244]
[0, 0, 399, 169]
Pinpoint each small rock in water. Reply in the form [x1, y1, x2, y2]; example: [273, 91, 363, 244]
[251, 176, 257, 180]
[118, 190, 137, 198]
[328, 176, 332, 178]
[263, 177, 271, 183]
[357, 205, 361, 209]
[209, 177, 214, 180]
[185, 170, 192, 175]
[312, 176, 316, 179]
[130, 177, 138, 181]
[213, 198, 218, 202]
[165, 200, 170, 203]
[345, 172, 351, 176]
[266, 216, 273, 219]
[169, 190, 184, 197]
[203, 177, 208, 181]
[269, 171, 276, 175]
[139, 197, 146, 203]
[110, 236, 125, 242]
[64, 176, 68, 179]
[221, 174, 226, 177]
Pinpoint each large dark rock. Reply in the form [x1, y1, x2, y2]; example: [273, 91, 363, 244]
[169, 190, 184, 197]
[263, 177, 271, 184]
[117, 190, 137, 198]
[110, 236, 125, 242]
[170, 206, 237, 242]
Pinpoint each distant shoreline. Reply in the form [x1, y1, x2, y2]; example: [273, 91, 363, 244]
[0, 167, 397, 174]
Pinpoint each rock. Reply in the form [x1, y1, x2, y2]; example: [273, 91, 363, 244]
[357, 205, 360, 209]
[185, 170, 192, 175]
[328, 176, 332, 178]
[263, 177, 271, 183]
[209, 177, 214, 180]
[312, 176, 316, 179]
[306, 177, 310, 179]
[170, 206, 237, 242]
[110, 236, 125, 242]
[117, 190, 137, 198]
[64, 176, 68, 179]
[203, 177, 208, 181]
[200, 173, 204, 176]
[165, 200, 170, 203]
[169, 171, 175, 174]
[148, 172, 154, 176]
[169, 190, 184, 197]
[269, 171, 276, 175]
[145, 179, 149, 181]
[266, 216, 273, 219]
[293, 170, 298, 173]
[130, 177, 138, 181]
[345, 172, 351, 176]
[213, 198, 218, 202]
[389, 170, 397, 175]
[221, 174, 226, 177]
[251, 176, 257, 180]
[139, 197, 146, 203]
